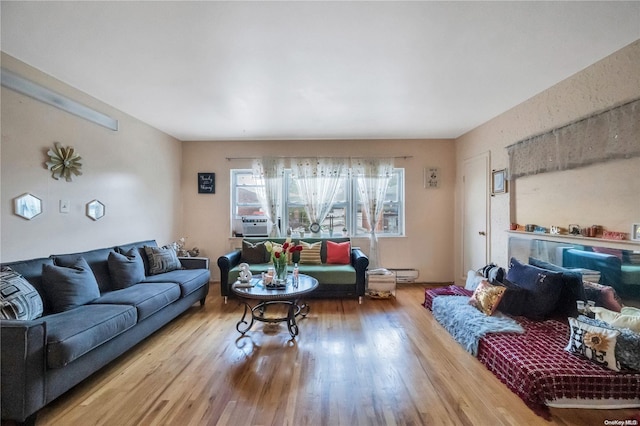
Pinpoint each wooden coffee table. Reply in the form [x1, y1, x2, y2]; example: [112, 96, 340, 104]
[231, 274, 319, 338]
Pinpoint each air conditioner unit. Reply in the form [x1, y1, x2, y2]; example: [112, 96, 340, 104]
[392, 269, 419, 283]
[241, 216, 269, 237]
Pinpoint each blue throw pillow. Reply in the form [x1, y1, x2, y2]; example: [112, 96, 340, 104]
[506, 258, 564, 320]
[42, 256, 101, 313]
[109, 249, 145, 289]
[529, 257, 586, 317]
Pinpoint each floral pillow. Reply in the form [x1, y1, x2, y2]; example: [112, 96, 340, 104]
[565, 317, 620, 372]
[577, 315, 640, 372]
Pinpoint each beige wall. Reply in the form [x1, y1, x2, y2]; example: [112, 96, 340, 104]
[1, 53, 183, 262]
[454, 40, 640, 283]
[181, 139, 456, 282]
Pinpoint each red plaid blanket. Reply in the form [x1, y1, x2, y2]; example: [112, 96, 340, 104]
[423, 286, 640, 418]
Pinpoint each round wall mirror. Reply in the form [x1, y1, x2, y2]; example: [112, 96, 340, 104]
[86, 199, 105, 221]
[14, 193, 43, 220]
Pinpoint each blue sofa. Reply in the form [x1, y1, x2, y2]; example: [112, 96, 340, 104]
[0, 240, 210, 425]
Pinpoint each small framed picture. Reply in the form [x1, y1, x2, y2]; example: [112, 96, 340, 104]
[198, 172, 215, 194]
[632, 223, 640, 241]
[491, 169, 507, 195]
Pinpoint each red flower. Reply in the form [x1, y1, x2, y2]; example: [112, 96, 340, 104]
[282, 242, 290, 251]
[274, 252, 281, 259]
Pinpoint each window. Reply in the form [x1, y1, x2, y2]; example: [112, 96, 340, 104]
[231, 168, 404, 237]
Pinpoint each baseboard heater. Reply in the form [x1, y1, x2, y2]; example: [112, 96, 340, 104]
[389, 268, 419, 283]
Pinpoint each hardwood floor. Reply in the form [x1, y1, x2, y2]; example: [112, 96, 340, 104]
[34, 284, 639, 426]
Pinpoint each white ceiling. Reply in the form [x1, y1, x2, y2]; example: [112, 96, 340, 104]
[2, 1, 639, 141]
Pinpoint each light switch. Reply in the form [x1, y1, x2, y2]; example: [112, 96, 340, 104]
[60, 200, 70, 213]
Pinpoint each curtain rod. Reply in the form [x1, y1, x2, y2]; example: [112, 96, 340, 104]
[225, 155, 413, 161]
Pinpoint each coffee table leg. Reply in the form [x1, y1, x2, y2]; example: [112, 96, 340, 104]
[236, 302, 254, 335]
[287, 301, 299, 337]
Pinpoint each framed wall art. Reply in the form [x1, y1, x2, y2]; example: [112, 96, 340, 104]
[491, 169, 507, 195]
[198, 173, 215, 194]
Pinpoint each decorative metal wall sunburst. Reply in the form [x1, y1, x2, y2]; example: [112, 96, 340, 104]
[45, 142, 83, 182]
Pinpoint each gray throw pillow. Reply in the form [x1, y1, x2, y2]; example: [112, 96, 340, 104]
[144, 245, 182, 275]
[108, 249, 145, 289]
[42, 257, 100, 313]
[0, 267, 44, 320]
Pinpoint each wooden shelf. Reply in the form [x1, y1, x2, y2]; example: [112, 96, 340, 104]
[506, 230, 640, 250]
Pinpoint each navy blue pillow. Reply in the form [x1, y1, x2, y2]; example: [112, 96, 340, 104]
[108, 249, 145, 289]
[506, 258, 564, 320]
[42, 256, 100, 313]
[496, 278, 529, 317]
[528, 257, 586, 317]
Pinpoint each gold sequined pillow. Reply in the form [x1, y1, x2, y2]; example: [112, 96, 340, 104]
[468, 280, 506, 316]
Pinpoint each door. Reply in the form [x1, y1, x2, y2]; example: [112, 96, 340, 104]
[462, 152, 489, 278]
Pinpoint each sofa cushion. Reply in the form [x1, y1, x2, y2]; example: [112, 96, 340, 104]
[53, 247, 114, 293]
[108, 249, 145, 289]
[144, 245, 182, 275]
[42, 257, 101, 313]
[91, 283, 180, 321]
[0, 267, 44, 320]
[241, 240, 268, 264]
[565, 316, 620, 372]
[45, 304, 137, 369]
[528, 257, 586, 317]
[506, 258, 564, 319]
[142, 269, 210, 297]
[299, 241, 322, 264]
[296, 264, 355, 285]
[326, 241, 351, 264]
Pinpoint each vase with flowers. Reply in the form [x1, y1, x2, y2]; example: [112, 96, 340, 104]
[265, 239, 303, 285]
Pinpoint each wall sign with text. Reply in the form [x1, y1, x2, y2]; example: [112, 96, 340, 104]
[198, 173, 215, 194]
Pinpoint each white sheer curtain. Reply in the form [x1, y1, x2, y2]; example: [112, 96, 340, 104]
[252, 157, 285, 237]
[353, 158, 394, 269]
[291, 158, 346, 234]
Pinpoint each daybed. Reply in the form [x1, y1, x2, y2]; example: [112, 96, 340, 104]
[423, 258, 640, 419]
[217, 237, 368, 302]
[1, 240, 210, 425]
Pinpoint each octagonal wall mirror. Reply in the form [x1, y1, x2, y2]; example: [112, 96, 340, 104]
[14, 193, 43, 220]
[86, 199, 105, 221]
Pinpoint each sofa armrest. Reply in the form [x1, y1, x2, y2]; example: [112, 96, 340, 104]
[217, 250, 242, 297]
[1, 319, 47, 422]
[179, 256, 210, 270]
[351, 248, 369, 297]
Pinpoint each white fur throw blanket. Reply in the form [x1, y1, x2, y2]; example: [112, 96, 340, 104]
[432, 296, 525, 356]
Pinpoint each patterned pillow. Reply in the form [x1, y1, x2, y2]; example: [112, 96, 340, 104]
[298, 241, 322, 265]
[468, 280, 506, 316]
[565, 317, 620, 372]
[591, 306, 640, 333]
[577, 315, 640, 372]
[144, 246, 182, 275]
[241, 240, 268, 264]
[0, 267, 44, 320]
